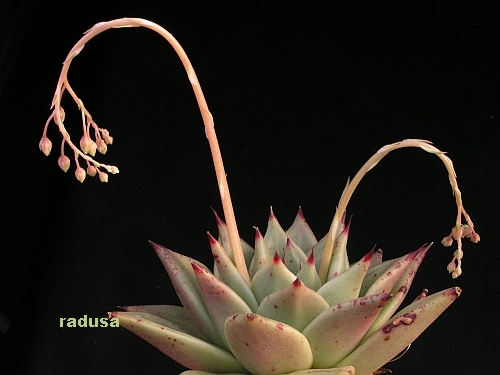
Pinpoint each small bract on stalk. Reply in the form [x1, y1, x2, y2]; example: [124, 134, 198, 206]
[40, 18, 480, 375]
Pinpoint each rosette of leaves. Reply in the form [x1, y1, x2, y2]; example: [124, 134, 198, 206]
[39, 18, 480, 375]
[109, 209, 461, 375]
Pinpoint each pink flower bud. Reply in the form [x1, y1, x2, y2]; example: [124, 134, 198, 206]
[39, 137, 52, 156]
[109, 166, 119, 174]
[96, 139, 107, 154]
[58, 155, 70, 173]
[87, 165, 97, 177]
[470, 232, 481, 243]
[441, 236, 453, 247]
[447, 261, 456, 274]
[452, 266, 462, 278]
[80, 135, 91, 154]
[75, 167, 86, 183]
[104, 135, 113, 145]
[462, 224, 472, 238]
[99, 172, 108, 183]
[102, 129, 113, 145]
[88, 140, 97, 157]
[453, 249, 463, 260]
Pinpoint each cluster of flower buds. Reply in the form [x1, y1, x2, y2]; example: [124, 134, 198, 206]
[441, 224, 480, 278]
[39, 99, 119, 183]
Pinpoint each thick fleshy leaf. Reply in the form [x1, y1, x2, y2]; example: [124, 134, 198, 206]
[361, 257, 399, 292]
[249, 227, 272, 279]
[192, 262, 252, 348]
[224, 313, 313, 375]
[263, 207, 288, 257]
[389, 244, 430, 294]
[151, 242, 224, 347]
[308, 234, 326, 271]
[110, 311, 246, 373]
[296, 250, 322, 291]
[286, 207, 318, 253]
[335, 287, 461, 375]
[179, 367, 356, 375]
[284, 367, 355, 375]
[302, 293, 392, 368]
[364, 245, 429, 337]
[369, 249, 383, 268]
[209, 233, 259, 312]
[307, 212, 346, 267]
[251, 252, 297, 304]
[362, 248, 420, 296]
[256, 278, 329, 332]
[317, 249, 373, 306]
[122, 305, 207, 341]
[283, 237, 308, 275]
[213, 209, 254, 268]
[327, 219, 352, 279]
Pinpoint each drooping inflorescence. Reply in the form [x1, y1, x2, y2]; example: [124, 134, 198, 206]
[39, 71, 118, 183]
[39, 16, 481, 375]
[39, 18, 479, 281]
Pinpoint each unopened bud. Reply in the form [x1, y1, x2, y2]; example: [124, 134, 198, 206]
[88, 140, 97, 157]
[80, 135, 91, 154]
[109, 166, 119, 174]
[441, 236, 453, 247]
[75, 167, 86, 183]
[99, 172, 108, 183]
[452, 266, 462, 279]
[39, 137, 52, 156]
[96, 139, 108, 154]
[470, 232, 481, 243]
[102, 129, 113, 145]
[447, 261, 456, 274]
[87, 165, 97, 177]
[58, 155, 70, 173]
[462, 224, 472, 238]
[104, 135, 113, 145]
[453, 249, 463, 260]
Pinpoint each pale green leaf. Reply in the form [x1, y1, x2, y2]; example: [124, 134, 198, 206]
[363, 245, 430, 337]
[193, 263, 252, 349]
[256, 278, 329, 332]
[213, 209, 254, 268]
[111, 311, 245, 374]
[224, 313, 313, 375]
[283, 237, 308, 275]
[326, 221, 351, 279]
[263, 208, 288, 257]
[249, 227, 272, 279]
[302, 293, 391, 368]
[286, 207, 318, 253]
[251, 253, 297, 304]
[296, 251, 322, 291]
[151, 242, 224, 347]
[317, 249, 373, 306]
[122, 305, 207, 341]
[335, 287, 461, 375]
[209, 233, 258, 312]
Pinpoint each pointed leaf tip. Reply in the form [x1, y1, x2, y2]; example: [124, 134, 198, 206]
[211, 207, 226, 227]
[207, 232, 218, 245]
[307, 249, 315, 265]
[297, 206, 305, 219]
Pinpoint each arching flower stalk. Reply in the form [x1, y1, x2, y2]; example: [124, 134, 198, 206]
[40, 18, 480, 375]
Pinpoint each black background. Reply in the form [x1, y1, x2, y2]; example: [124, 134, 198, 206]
[1, 1, 498, 374]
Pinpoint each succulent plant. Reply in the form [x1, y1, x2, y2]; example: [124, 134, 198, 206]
[40, 18, 480, 375]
